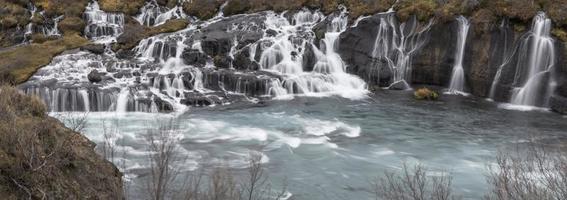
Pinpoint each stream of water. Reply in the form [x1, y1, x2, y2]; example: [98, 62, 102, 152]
[54, 92, 567, 200]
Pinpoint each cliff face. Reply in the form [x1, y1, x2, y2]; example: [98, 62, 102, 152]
[0, 86, 123, 199]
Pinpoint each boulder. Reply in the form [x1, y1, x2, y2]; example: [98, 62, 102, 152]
[388, 80, 411, 90]
[88, 70, 103, 83]
[80, 44, 106, 55]
[182, 49, 209, 67]
[550, 95, 567, 114]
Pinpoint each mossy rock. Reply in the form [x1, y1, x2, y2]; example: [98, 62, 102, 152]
[114, 18, 189, 51]
[552, 28, 567, 42]
[182, 0, 224, 20]
[414, 87, 439, 101]
[98, 0, 146, 16]
[33, 0, 89, 17]
[58, 16, 85, 35]
[395, 0, 438, 22]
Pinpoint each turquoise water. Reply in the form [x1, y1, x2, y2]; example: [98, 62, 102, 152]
[57, 91, 567, 199]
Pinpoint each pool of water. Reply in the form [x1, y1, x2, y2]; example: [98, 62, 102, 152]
[54, 91, 567, 200]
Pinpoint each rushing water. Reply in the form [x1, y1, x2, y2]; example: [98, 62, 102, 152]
[54, 92, 567, 200]
[446, 16, 470, 95]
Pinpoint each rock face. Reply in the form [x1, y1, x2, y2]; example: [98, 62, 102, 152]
[337, 13, 528, 100]
[0, 86, 123, 199]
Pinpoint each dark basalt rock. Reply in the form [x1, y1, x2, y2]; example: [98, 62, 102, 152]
[181, 92, 224, 107]
[233, 46, 260, 71]
[201, 31, 234, 57]
[550, 95, 567, 114]
[388, 80, 411, 90]
[182, 48, 209, 67]
[153, 96, 174, 112]
[213, 55, 234, 69]
[88, 70, 103, 83]
[302, 44, 317, 72]
[80, 44, 106, 54]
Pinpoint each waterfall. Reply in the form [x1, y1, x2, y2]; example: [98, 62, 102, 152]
[258, 8, 367, 99]
[136, 0, 187, 26]
[369, 14, 432, 89]
[489, 19, 513, 100]
[20, 6, 371, 113]
[509, 12, 556, 107]
[446, 16, 470, 95]
[84, 1, 125, 41]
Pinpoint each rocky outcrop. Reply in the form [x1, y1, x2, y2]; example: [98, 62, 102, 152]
[0, 86, 123, 199]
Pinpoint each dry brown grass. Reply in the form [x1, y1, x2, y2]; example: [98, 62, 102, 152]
[0, 85, 123, 199]
[0, 34, 89, 84]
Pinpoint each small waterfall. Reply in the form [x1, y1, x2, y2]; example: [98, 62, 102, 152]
[258, 8, 367, 99]
[446, 16, 470, 95]
[136, 0, 187, 26]
[509, 12, 556, 107]
[84, 1, 125, 41]
[369, 14, 432, 89]
[489, 19, 514, 100]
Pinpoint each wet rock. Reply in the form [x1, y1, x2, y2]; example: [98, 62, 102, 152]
[201, 31, 234, 57]
[181, 92, 223, 107]
[213, 56, 234, 69]
[80, 44, 106, 54]
[181, 49, 208, 67]
[550, 95, 567, 114]
[388, 80, 411, 90]
[265, 29, 278, 37]
[233, 46, 260, 71]
[153, 96, 174, 112]
[88, 70, 103, 83]
[302, 44, 317, 72]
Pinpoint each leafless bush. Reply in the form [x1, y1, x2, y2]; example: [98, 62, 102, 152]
[57, 112, 89, 133]
[99, 120, 119, 163]
[373, 163, 460, 200]
[144, 120, 183, 200]
[484, 142, 567, 200]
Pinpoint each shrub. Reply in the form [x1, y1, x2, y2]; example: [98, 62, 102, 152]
[485, 142, 567, 200]
[373, 163, 460, 200]
[414, 87, 439, 100]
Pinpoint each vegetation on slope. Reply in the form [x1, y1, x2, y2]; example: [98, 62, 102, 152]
[98, 0, 147, 16]
[0, 34, 89, 84]
[113, 18, 189, 51]
[0, 86, 123, 199]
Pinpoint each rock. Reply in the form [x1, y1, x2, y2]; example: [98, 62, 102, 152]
[388, 80, 411, 90]
[265, 29, 278, 37]
[88, 70, 103, 83]
[213, 56, 234, 69]
[414, 87, 439, 100]
[302, 44, 317, 72]
[182, 49, 209, 67]
[80, 44, 106, 54]
[153, 96, 174, 112]
[201, 31, 234, 57]
[233, 46, 260, 71]
[550, 95, 567, 114]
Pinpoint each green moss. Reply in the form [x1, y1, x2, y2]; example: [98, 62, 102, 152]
[552, 28, 567, 42]
[0, 34, 89, 84]
[414, 87, 439, 100]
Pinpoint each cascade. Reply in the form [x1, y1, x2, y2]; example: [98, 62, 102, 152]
[369, 13, 432, 89]
[20, 6, 371, 113]
[258, 8, 367, 99]
[84, 1, 125, 41]
[489, 19, 514, 100]
[446, 16, 470, 95]
[136, 0, 188, 26]
[509, 12, 556, 107]
[22, 3, 62, 43]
